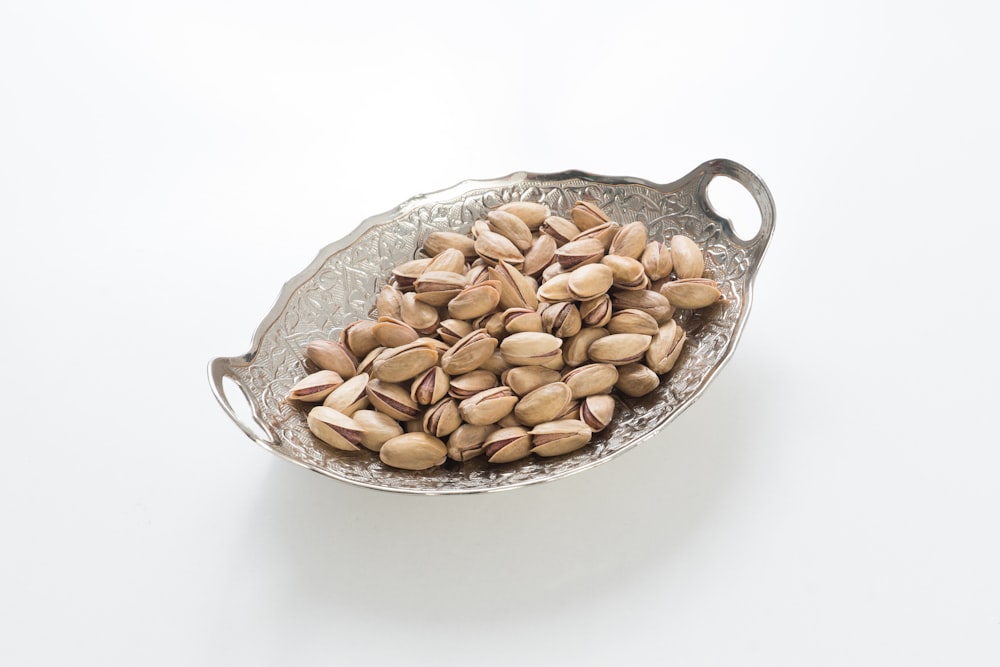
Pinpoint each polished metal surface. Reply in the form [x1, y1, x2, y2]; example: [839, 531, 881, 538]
[208, 159, 775, 494]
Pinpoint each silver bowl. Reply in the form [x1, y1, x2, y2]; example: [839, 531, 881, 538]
[208, 159, 775, 494]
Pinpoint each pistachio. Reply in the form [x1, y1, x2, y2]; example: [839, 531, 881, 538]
[580, 394, 616, 431]
[501, 365, 562, 396]
[641, 241, 673, 281]
[423, 398, 462, 438]
[660, 278, 723, 309]
[567, 263, 614, 300]
[569, 200, 611, 231]
[646, 320, 686, 374]
[539, 215, 581, 246]
[489, 260, 538, 310]
[379, 432, 447, 470]
[340, 319, 380, 357]
[529, 419, 592, 457]
[372, 316, 420, 348]
[400, 291, 440, 334]
[448, 369, 499, 399]
[356, 347, 385, 375]
[499, 332, 563, 366]
[484, 426, 533, 464]
[502, 307, 544, 334]
[376, 284, 404, 319]
[439, 328, 497, 375]
[561, 363, 619, 399]
[588, 333, 652, 366]
[536, 272, 574, 302]
[417, 336, 451, 356]
[608, 221, 647, 259]
[446, 423, 497, 461]
[541, 261, 569, 284]
[500, 413, 524, 428]
[601, 255, 647, 290]
[554, 238, 606, 269]
[391, 258, 432, 289]
[366, 378, 421, 421]
[521, 233, 557, 278]
[486, 210, 533, 251]
[514, 382, 573, 426]
[539, 302, 582, 338]
[571, 221, 620, 250]
[470, 219, 491, 239]
[288, 370, 344, 402]
[424, 231, 477, 261]
[498, 201, 551, 229]
[466, 262, 490, 285]
[411, 366, 451, 406]
[351, 409, 404, 452]
[472, 311, 506, 341]
[425, 247, 467, 275]
[370, 340, 438, 383]
[607, 309, 660, 336]
[448, 280, 502, 320]
[615, 363, 660, 397]
[556, 399, 580, 421]
[563, 327, 609, 367]
[322, 373, 371, 415]
[307, 406, 364, 451]
[540, 353, 566, 371]
[474, 230, 525, 268]
[670, 234, 705, 279]
[305, 340, 358, 379]
[611, 289, 675, 324]
[413, 270, 467, 306]
[578, 295, 613, 327]
[458, 386, 519, 426]
[403, 418, 424, 433]
[436, 319, 473, 346]
[479, 349, 513, 375]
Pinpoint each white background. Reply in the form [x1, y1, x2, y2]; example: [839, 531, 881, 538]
[2, 1, 998, 665]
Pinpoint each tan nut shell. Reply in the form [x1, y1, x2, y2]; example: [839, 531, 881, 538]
[379, 433, 447, 470]
[514, 382, 573, 426]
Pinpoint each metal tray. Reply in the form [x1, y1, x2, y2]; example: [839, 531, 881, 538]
[208, 159, 775, 494]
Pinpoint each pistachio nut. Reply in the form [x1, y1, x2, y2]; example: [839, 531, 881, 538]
[370, 340, 438, 383]
[615, 362, 660, 397]
[561, 363, 619, 399]
[376, 284, 404, 319]
[600, 254, 647, 290]
[391, 258, 432, 289]
[536, 272, 574, 302]
[379, 432, 448, 470]
[569, 200, 611, 231]
[502, 307, 544, 334]
[446, 423, 497, 461]
[416, 336, 451, 356]
[646, 320, 686, 374]
[288, 370, 344, 402]
[473, 311, 507, 340]
[578, 295, 613, 327]
[484, 426, 533, 464]
[529, 419, 592, 457]
[521, 233, 557, 278]
[587, 333, 652, 365]
[497, 201, 551, 229]
[496, 413, 521, 428]
[556, 399, 580, 421]
[465, 262, 490, 285]
[539, 215, 580, 246]
[458, 386, 519, 426]
[670, 234, 705, 280]
[580, 394, 616, 431]
[439, 328, 498, 375]
[607, 309, 660, 336]
[513, 382, 573, 426]
[366, 378, 421, 421]
[307, 406, 363, 451]
[400, 291, 440, 334]
[447, 280, 501, 321]
[499, 332, 563, 366]
[322, 373, 371, 415]
[412, 270, 467, 307]
[539, 302, 582, 338]
[305, 339, 358, 379]
[411, 366, 451, 406]
[436, 318, 473, 346]
[372, 316, 420, 348]
[501, 365, 562, 396]
[554, 238, 606, 270]
[563, 327, 609, 367]
[608, 221, 647, 259]
[486, 210, 533, 251]
[489, 260, 538, 310]
[470, 219, 491, 239]
[660, 278, 723, 309]
[423, 398, 462, 438]
[448, 369, 499, 399]
[541, 261, 569, 284]
[425, 247, 467, 275]
[424, 231, 477, 261]
[474, 230, 525, 268]
[641, 241, 672, 281]
[351, 409, 405, 452]
[540, 353, 566, 371]
[571, 221, 620, 250]
[356, 347, 385, 375]
[567, 263, 614, 300]
[340, 319, 380, 357]
[479, 349, 513, 375]
[611, 289, 675, 324]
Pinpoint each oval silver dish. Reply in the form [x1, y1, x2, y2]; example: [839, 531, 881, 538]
[208, 159, 775, 494]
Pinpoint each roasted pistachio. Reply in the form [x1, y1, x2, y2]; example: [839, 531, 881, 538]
[458, 386, 519, 425]
[670, 234, 704, 279]
[522, 233, 557, 278]
[498, 201, 551, 229]
[307, 406, 363, 451]
[536, 272, 574, 302]
[567, 263, 614, 300]
[474, 230, 525, 268]
[351, 409, 404, 452]
[288, 370, 344, 402]
[448, 369, 499, 399]
[561, 363, 619, 399]
[615, 363, 661, 397]
[660, 278, 723, 309]
[423, 398, 462, 438]
[372, 316, 420, 348]
[646, 320, 686, 374]
[448, 280, 502, 320]
[607, 309, 660, 336]
[305, 340, 358, 379]
[376, 284, 404, 319]
[608, 221, 647, 259]
[439, 328, 497, 375]
[569, 200, 611, 231]
[601, 255, 647, 290]
[514, 382, 573, 426]
[588, 333, 652, 366]
[563, 327, 609, 367]
[578, 295, 613, 327]
[502, 307, 544, 334]
[370, 340, 438, 383]
[447, 423, 497, 461]
[539, 301, 582, 338]
[554, 238, 605, 270]
[539, 215, 580, 246]
[425, 247, 466, 275]
[484, 426, 533, 463]
[499, 332, 563, 366]
[611, 289, 675, 324]
[366, 379, 421, 421]
[501, 365, 562, 396]
[571, 221, 620, 250]
[641, 241, 672, 281]
[424, 231, 477, 260]
[486, 210, 533, 251]
[580, 394, 616, 431]
[341, 319, 380, 357]
[322, 373, 371, 415]
[392, 258, 432, 289]
[437, 319, 473, 346]
[412, 271, 467, 306]
[356, 347, 386, 375]
[529, 420, 592, 457]
[379, 433, 447, 470]
[490, 260, 538, 310]
[400, 291, 440, 334]
[410, 366, 451, 406]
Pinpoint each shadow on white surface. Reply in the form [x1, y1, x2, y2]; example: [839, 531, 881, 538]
[233, 358, 767, 624]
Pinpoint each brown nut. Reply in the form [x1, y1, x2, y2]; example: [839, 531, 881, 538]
[513, 382, 573, 426]
[376, 284, 404, 319]
[307, 406, 363, 451]
[391, 258, 432, 289]
[502, 307, 544, 334]
[578, 295, 613, 327]
[366, 378, 421, 421]
[499, 332, 563, 366]
[486, 210, 534, 251]
[646, 320, 686, 374]
[322, 373, 371, 415]
[288, 370, 344, 402]
[608, 221, 648, 259]
[436, 318, 473, 346]
[439, 328, 498, 375]
[611, 289, 675, 324]
[423, 398, 462, 438]
[379, 433, 447, 470]
[400, 291, 440, 334]
[539, 215, 581, 246]
[521, 233, 557, 278]
[497, 201, 551, 229]
[351, 409, 405, 452]
[458, 386, 519, 426]
[529, 419, 592, 457]
[484, 426, 533, 464]
[614, 363, 660, 397]
[561, 363, 619, 399]
[587, 333, 652, 366]
[448, 280, 502, 320]
[501, 366, 562, 396]
[670, 235, 705, 279]
[607, 309, 660, 336]
[410, 366, 451, 406]
[425, 247, 466, 275]
[340, 319, 380, 357]
[660, 278, 723, 309]
[305, 340, 358, 379]
[554, 238, 606, 270]
[372, 316, 420, 348]
[580, 394, 616, 431]
[412, 271, 467, 307]
[446, 423, 497, 461]
[567, 263, 614, 300]
[571, 221, 620, 250]
[641, 241, 673, 281]
[563, 327, 609, 367]
[489, 260, 538, 310]
[448, 369, 499, 399]
[539, 302, 582, 338]
[569, 200, 611, 231]
[601, 255, 648, 291]
[371, 339, 439, 383]
[423, 231, 477, 261]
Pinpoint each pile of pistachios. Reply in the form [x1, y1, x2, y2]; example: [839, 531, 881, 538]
[288, 200, 723, 471]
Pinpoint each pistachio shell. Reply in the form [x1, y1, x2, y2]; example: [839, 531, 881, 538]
[410, 366, 451, 406]
[611, 289, 675, 324]
[571, 221, 620, 250]
[588, 333, 652, 366]
[379, 433, 447, 470]
[615, 363, 660, 397]
[563, 327, 609, 367]
[437, 319, 473, 346]
[561, 363, 619, 399]
[539, 216, 581, 246]
[448, 280, 502, 320]
[391, 258, 432, 289]
[307, 406, 364, 451]
[288, 370, 344, 402]
[646, 320, 686, 374]
[499, 332, 563, 366]
[448, 369, 499, 399]
[340, 319, 380, 357]
[536, 272, 574, 302]
[522, 233, 557, 278]
[498, 201, 551, 229]
[366, 379, 421, 421]
[446, 423, 497, 461]
[660, 279, 723, 309]
[529, 419, 592, 457]
[371, 340, 438, 383]
[601, 255, 647, 290]
[439, 328, 498, 375]
[641, 241, 673, 281]
[486, 210, 533, 251]
[424, 231, 477, 260]
[372, 316, 420, 348]
[514, 382, 573, 426]
[484, 427, 533, 463]
[423, 398, 462, 438]
[501, 366, 562, 396]
[578, 295, 613, 327]
[305, 340, 358, 379]
[376, 285, 404, 319]
[580, 394, 616, 431]
[502, 307, 544, 334]
[569, 200, 611, 231]
[539, 302, 582, 338]
[608, 222, 648, 259]
[489, 260, 538, 310]
[351, 409, 405, 452]
[670, 235, 704, 279]
[607, 309, 660, 336]
[425, 247, 466, 274]
[474, 230, 525, 267]
[567, 263, 614, 300]
[555, 238, 606, 270]
[412, 271, 467, 306]
[400, 292, 440, 335]
[458, 386, 519, 425]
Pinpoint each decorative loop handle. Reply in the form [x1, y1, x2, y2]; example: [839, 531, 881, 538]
[207, 357, 279, 449]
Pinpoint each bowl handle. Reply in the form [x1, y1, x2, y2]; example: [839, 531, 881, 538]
[691, 159, 775, 280]
[207, 357, 280, 449]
